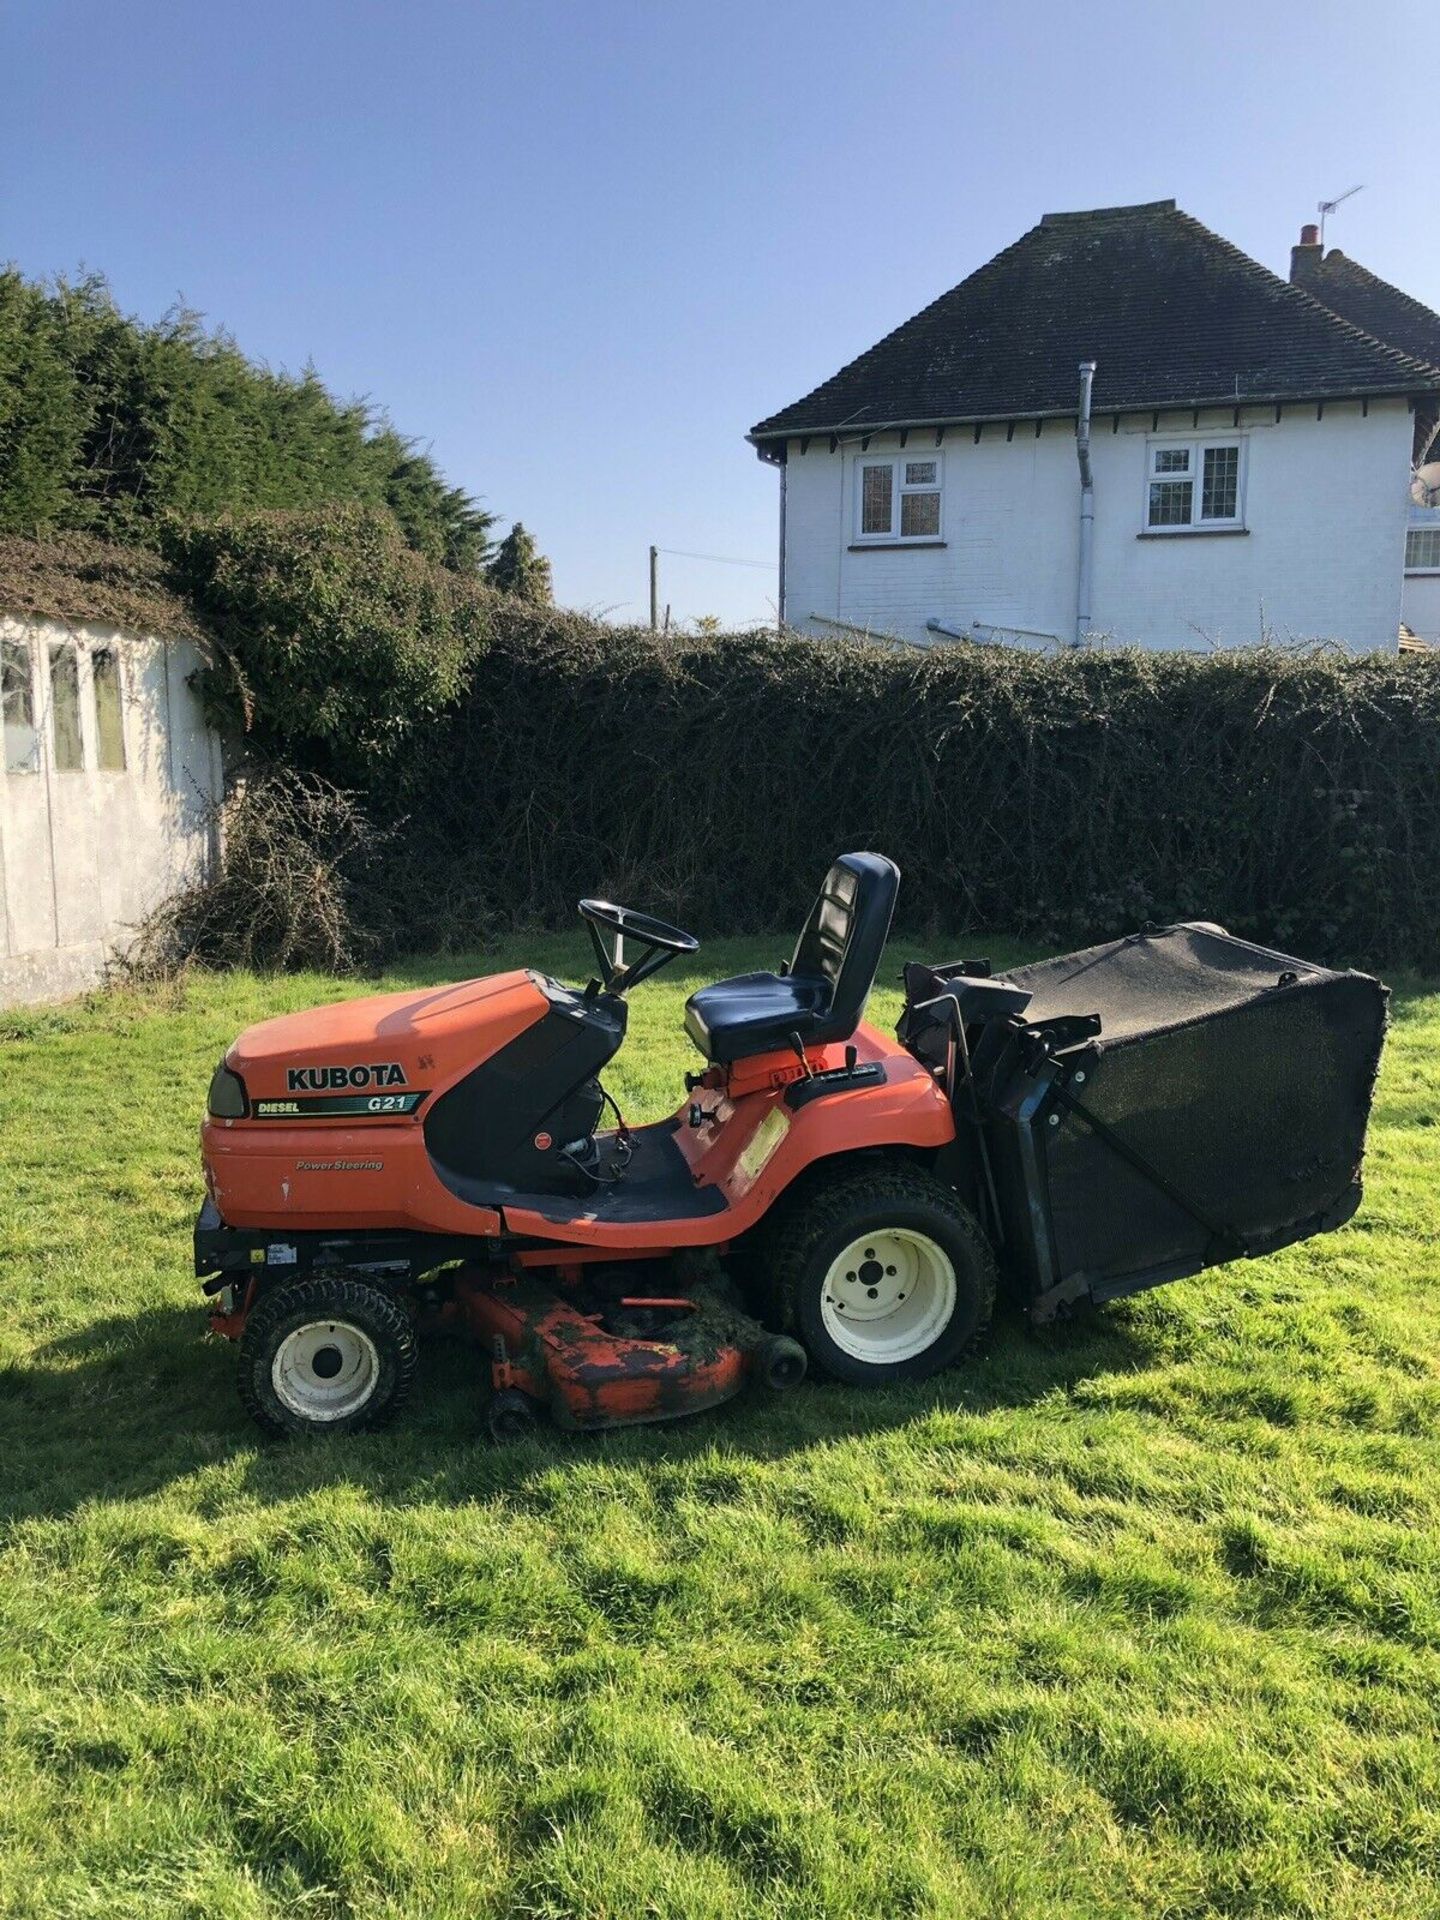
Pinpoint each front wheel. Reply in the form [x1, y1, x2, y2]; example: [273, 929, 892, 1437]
[769, 1163, 996, 1385]
[238, 1274, 418, 1437]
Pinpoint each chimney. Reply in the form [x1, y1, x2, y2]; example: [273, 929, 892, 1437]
[1291, 222, 1322, 285]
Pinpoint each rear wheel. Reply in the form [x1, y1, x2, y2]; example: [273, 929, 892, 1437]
[239, 1274, 417, 1437]
[768, 1162, 996, 1385]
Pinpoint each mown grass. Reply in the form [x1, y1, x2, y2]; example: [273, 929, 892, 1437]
[0, 932, 1438, 1919]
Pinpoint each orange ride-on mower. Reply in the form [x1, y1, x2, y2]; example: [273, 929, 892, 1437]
[196, 853, 1387, 1443]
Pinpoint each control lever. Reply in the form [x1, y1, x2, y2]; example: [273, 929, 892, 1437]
[787, 1031, 815, 1080]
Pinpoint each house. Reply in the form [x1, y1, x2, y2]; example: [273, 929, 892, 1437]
[0, 538, 223, 1005]
[748, 200, 1440, 652]
[1286, 229, 1440, 647]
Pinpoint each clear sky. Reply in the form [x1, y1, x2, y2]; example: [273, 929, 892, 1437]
[7, 0, 1436, 627]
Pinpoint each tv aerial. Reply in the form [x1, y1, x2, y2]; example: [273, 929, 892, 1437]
[1317, 184, 1364, 248]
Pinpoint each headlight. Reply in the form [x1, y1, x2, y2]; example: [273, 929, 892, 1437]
[208, 1062, 249, 1118]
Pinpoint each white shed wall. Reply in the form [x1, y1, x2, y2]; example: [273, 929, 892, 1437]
[0, 616, 222, 1006]
[780, 397, 1412, 654]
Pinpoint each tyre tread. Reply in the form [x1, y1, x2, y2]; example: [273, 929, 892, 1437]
[765, 1158, 997, 1382]
[238, 1272, 418, 1437]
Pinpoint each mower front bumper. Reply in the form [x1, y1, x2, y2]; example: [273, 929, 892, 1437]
[194, 1197, 267, 1279]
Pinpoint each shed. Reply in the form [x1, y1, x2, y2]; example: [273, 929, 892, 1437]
[0, 536, 223, 1004]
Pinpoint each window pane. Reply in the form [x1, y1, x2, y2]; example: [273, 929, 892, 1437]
[1405, 528, 1440, 569]
[860, 464, 893, 535]
[2, 637, 38, 774]
[1202, 445, 1240, 520]
[1153, 448, 1190, 474]
[92, 647, 127, 771]
[903, 460, 937, 486]
[900, 490, 940, 537]
[49, 643, 84, 770]
[1148, 480, 1193, 527]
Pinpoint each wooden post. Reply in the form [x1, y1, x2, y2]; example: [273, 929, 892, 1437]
[649, 546, 658, 631]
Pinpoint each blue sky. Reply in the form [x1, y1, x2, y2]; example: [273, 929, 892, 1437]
[7, 0, 1435, 626]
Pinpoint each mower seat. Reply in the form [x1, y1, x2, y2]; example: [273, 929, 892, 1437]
[684, 852, 899, 1066]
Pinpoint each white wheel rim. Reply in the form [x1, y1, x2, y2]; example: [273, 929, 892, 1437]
[272, 1320, 381, 1422]
[819, 1228, 957, 1364]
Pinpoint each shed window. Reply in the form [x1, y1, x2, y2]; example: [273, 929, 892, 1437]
[1406, 528, 1440, 571]
[1146, 439, 1245, 531]
[91, 647, 127, 771]
[49, 643, 84, 770]
[3, 637, 38, 774]
[855, 454, 943, 543]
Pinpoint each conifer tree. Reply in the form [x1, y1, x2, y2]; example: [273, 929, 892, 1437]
[0, 269, 495, 571]
[485, 522, 553, 603]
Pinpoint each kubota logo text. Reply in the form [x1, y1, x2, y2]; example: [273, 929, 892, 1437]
[286, 1063, 408, 1092]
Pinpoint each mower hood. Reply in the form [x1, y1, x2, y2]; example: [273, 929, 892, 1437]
[218, 969, 550, 1118]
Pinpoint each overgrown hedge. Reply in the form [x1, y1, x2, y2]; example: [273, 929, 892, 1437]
[379, 621, 1440, 967]
[0, 271, 493, 569]
[104, 506, 1440, 971]
[162, 507, 489, 777]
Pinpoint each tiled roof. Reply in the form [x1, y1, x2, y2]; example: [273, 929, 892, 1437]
[1292, 247, 1440, 372]
[751, 200, 1440, 443]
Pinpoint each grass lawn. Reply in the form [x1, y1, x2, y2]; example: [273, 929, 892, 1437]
[1, 930, 1438, 1919]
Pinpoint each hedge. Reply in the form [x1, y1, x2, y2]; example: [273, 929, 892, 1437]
[68, 505, 1436, 973]
[0, 270, 494, 570]
[379, 615, 1440, 968]
[161, 507, 488, 777]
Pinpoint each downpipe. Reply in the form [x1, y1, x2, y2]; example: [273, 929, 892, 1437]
[1075, 360, 1096, 649]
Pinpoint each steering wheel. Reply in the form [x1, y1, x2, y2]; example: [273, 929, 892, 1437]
[578, 898, 699, 994]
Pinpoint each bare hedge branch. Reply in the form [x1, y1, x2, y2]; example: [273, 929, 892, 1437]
[126, 772, 394, 977]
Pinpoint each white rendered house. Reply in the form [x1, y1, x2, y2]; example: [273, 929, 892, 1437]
[749, 201, 1440, 653]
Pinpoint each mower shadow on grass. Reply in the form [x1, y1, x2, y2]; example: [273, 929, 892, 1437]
[0, 1297, 1161, 1527]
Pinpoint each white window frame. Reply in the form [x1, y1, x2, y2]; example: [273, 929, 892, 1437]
[852, 451, 945, 545]
[2, 633, 39, 776]
[1142, 436, 1247, 534]
[1405, 525, 1440, 575]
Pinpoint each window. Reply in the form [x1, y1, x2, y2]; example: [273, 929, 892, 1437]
[49, 643, 84, 770]
[855, 454, 943, 543]
[1145, 439, 1245, 531]
[861, 462, 892, 535]
[91, 646, 127, 771]
[2, 637, 38, 774]
[1406, 528, 1440, 571]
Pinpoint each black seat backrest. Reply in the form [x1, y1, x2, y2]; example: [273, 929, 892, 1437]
[790, 852, 900, 1043]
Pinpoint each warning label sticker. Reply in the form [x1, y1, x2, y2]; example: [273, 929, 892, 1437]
[736, 1106, 790, 1187]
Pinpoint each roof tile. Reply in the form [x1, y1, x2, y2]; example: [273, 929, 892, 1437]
[751, 201, 1440, 441]
[1293, 248, 1440, 372]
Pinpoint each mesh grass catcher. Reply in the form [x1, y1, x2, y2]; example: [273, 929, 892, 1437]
[898, 923, 1387, 1322]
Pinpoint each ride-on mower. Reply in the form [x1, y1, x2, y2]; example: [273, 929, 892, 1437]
[196, 854, 1387, 1442]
